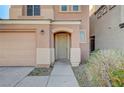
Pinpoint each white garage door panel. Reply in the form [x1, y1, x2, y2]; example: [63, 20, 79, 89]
[0, 32, 36, 66]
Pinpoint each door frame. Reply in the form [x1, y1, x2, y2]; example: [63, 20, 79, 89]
[54, 32, 70, 60]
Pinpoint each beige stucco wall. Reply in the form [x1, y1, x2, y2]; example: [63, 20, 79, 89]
[51, 24, 80, 47]
[9, 5, 23, 19]
[0, 24, 51, 67]
[90, 5, 124, 50]
[0, 20, 89, 67]
[54, 5, 83, 20]
[53, 5, 90, 63]
[51, 24, 81, 66]
[80, 6, 90, 63]
[1, 5, 90, 67]
[10, 5, 54, 19]
[10, 5, 88, 21]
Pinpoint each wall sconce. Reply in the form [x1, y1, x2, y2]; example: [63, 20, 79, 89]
[41, 30, 44, 33]
[41, 30, 45, 34]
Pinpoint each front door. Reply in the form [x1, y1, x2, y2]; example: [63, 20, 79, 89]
[55, 33, 69, 60]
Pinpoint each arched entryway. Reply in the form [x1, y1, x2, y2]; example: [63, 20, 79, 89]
[54, 32, 71, 61]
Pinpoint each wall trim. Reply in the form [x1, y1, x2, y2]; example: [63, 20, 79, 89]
[52, 21, 81, 24]
[36, 64, 50, 68]
[0, 20, 51, 25]
[52, 27, 73, 33]
[0, 20, 81, 25]
[0, 29, 36, 32]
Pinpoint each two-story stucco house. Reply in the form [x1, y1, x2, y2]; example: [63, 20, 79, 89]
[0, 5, 89, 67]
[90, 5, 124, 51]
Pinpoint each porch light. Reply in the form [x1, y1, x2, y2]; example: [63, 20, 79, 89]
[41, 30, 44, 33]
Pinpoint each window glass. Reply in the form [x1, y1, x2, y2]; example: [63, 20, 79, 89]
[27, 5, 33, 16]
[73, 5, 79, 11]
[27, 5, 40, 16]
[61, 5, 67, 11]
[34, 5, 40, 16]
[80, 31, 85, 42]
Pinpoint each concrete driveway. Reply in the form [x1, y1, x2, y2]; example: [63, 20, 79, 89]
[0, 67, 34, 87]
[0, 60, 79, 87]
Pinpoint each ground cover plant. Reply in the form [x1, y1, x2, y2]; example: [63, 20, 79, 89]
[28, 67, 53, 76]
[73, 49, 124, 87]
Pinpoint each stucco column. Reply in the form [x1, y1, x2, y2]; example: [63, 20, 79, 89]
[70, 26, 81, 66]
[36, 25, 51, 67]
[50, 28, 55, 64]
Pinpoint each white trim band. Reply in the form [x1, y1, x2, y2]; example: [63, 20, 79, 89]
[0, 20, 81, 25]
[52, 21, 81, 24]
[0, 20, 50, 25]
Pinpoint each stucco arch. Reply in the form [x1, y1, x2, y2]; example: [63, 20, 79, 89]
[52, 27, 73, 33]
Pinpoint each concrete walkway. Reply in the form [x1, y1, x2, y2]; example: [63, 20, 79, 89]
[47, 60, 79, 87]
[16, 76, 49, 87]
[0, 60, 79, 87]
[0, 67, 34, 87]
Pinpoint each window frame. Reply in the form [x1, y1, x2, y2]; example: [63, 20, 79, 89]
[34, 5, 41, 16]
[27, 5, 40, 16]
[27, 5, 33, 16]
[60, 5, 69, 12]
[80, 31, 87, 43]
[71, 5, 81, 12]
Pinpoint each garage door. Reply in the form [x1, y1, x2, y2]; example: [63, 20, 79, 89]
[0, 31, 36, 66]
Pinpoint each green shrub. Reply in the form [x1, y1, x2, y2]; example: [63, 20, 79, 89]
[74, 49, 124, 87]
[28, 67, 52, 76]
[109, 69, 124, 87]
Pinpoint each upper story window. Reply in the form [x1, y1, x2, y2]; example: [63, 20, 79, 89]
[72, 5, 80, 11]
[60, 5, 80, 12]
[60, 5, 68, 12]
[27, 5, 40, 16]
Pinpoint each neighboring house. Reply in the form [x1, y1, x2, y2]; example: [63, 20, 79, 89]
[0, 5, 89, 67]
[90, 5, 124, 51]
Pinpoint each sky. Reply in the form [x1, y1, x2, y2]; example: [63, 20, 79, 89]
[0, 5, 9, 19]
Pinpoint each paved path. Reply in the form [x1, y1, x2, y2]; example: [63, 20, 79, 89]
[0, 67, 34, 87]
[16, 76, 49, 87]
[0, 60, 79, 87]
[0, 67, 49, 87]
[47, 60, 79, 87]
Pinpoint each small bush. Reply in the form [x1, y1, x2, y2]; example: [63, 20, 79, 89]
[28, 67, 52, 76]
[73, 49, 124, 87]
[109, 69, 124, 87]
